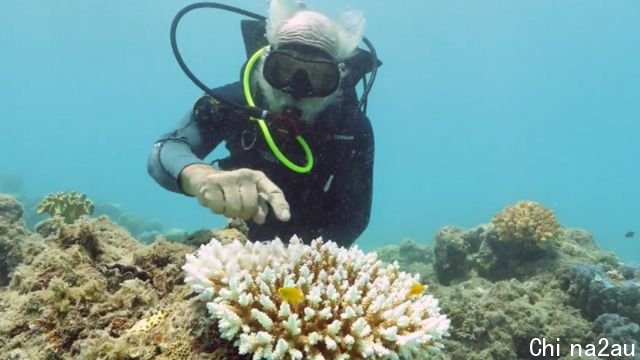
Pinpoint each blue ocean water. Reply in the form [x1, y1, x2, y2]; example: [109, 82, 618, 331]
[1, 1, 638, 261]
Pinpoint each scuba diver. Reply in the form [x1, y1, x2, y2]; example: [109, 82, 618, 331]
[147, 0, 380, 247]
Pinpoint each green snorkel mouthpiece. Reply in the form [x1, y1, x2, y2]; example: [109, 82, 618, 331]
[243, 46, 314, 174]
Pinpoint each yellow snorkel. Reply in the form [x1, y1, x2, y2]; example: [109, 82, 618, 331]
[242, 46, 314, 174]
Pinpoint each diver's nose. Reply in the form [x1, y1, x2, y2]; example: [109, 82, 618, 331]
[288, 70, 313, 99]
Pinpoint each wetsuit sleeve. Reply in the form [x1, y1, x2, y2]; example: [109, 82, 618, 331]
[147, 96, 231, 194]
[320, 115, 375, 247]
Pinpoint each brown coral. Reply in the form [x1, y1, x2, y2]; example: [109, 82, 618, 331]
[36, 191, 95, 224]
[184, 218, 249, 247]
[491, 200, 561, 246]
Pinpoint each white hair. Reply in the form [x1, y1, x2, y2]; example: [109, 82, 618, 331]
[265, 0, 365, 60]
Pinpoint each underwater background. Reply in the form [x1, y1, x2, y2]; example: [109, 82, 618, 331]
[1, 0, 639, 262]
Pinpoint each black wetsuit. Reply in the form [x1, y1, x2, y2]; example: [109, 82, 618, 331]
[147, 81, 374, 247]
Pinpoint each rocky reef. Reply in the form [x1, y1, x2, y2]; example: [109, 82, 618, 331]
[0, 194, 449, 360]
[0, 194, 241, 359]
[376, 201, 640, 360]
[1, 194, 639, 359]
[13, 190, 174, 244]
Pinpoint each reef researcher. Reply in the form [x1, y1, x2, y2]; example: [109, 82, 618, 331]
[148, 0, 381, 247]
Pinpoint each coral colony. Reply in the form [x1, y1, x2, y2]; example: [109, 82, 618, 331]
[491, 200, 561, 246]
[183, 236, 451, 359]
[36, 191, 95, 224]
[2, 192, 639, 359]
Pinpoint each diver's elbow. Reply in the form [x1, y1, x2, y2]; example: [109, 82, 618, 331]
[147, 141, 182, 194]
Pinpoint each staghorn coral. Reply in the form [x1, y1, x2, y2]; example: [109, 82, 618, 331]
[36, 191, 95, 224]
[491, 200, 561, 246]
[183, 236, 450, 360]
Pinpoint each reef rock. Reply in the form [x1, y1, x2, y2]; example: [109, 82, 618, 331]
[0, 197, 234, 360]
[0, 194, 44, 287]
[2, 196, 449, 360]
[433, 223, 617, 285]
[563, 264, 640, 324]
[377, 239, 435, 281]
[590, 314, 640, 360]
[380, 201, 639, 359]
[431, 272, 592, 359]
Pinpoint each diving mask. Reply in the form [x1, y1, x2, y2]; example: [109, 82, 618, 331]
[263, 44, 342, 98]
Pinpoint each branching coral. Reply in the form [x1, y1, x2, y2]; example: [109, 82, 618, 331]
[491, 200, 561, 246]
[183, 236, 450, 360]
[36, 191, 95, 224]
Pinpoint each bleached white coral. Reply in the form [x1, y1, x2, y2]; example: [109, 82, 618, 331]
[183, 236, 450, 359]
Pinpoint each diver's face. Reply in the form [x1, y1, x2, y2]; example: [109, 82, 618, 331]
[256, 53, 343, 123]
[262, 47, 342, 99]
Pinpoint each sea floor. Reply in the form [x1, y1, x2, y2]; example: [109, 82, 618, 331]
[0, 193, 638, 360]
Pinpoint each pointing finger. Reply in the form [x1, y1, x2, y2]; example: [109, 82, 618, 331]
[254, 175, 290, 222]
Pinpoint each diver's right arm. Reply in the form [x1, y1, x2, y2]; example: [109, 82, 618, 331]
[147, 95, 290, 224]
[146, 95, 226, 195]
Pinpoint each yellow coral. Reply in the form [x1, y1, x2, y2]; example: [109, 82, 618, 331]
[36, 191, 95, 224]
[126, 310, 169, 335]
[491, 200, 561, 246]
[157, 340, 192, 360]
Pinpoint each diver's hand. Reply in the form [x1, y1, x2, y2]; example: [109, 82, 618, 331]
[179, 164, 290, 224]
